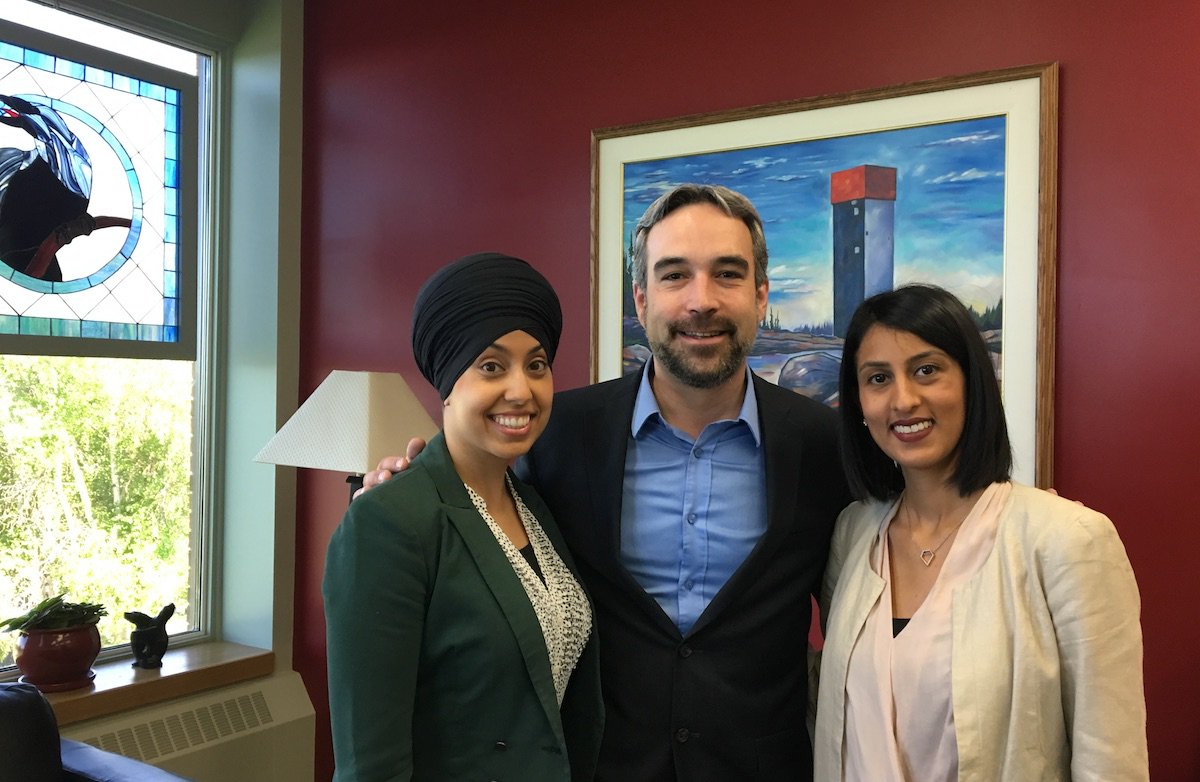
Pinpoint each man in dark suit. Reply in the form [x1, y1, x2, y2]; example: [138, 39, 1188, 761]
[367, 184, 849, 780]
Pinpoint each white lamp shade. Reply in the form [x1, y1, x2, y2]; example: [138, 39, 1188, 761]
[255, 370, 439, 474]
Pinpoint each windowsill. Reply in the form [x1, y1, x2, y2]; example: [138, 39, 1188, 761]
[37, 641, 275, 726]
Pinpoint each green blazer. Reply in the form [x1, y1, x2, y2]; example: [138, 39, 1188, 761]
[324, 433, 603, 781]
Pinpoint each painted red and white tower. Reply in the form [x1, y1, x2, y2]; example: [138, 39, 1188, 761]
[831, 164, 897, 337]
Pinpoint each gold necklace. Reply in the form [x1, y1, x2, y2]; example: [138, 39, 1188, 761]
[903, 503, 963, 567]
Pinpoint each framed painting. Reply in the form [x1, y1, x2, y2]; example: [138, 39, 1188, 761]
[591, 63, 1058, 486]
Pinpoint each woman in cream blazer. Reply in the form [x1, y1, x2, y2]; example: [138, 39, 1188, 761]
[815, 485, 1145, 780]
[814, 284, 1146, 781]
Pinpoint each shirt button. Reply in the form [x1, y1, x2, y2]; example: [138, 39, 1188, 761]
[494, 741, 507, 751]
[678, 644, 693, 658]
[684, 580, 694, 590]
[675, 727, 691, 743]
[687, 513, 697, 524]
[692, 447, 702, 458]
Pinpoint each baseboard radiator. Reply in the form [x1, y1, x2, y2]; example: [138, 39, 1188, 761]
[60, 671, 315, 782]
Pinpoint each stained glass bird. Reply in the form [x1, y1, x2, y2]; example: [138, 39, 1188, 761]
[0, 94, 130, 282]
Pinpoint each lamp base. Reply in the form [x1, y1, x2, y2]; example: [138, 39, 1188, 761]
[346, 474, 364, 505]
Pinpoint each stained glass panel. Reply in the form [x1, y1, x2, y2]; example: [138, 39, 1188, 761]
[0, 33, 193, 358]
[0, 5, 207, 665]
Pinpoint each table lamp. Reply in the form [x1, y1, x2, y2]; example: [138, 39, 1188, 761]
[255, 370, 439, 503]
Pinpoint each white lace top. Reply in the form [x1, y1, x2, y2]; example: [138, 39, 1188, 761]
[465, 475, 592, 704]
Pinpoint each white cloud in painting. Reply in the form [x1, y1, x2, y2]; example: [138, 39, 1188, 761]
[895, 262, 1003, 313]
[742, 156, 787, 169]
[923, 131, 1002, 146]
[926, 168, 1003, 184]
[768, 272, 815, 293]
[765, 258, 833, 328]
[625, 179, 678, 200]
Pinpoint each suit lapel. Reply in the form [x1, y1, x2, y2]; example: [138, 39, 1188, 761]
[576, 374, 682, 636]
[688, 374, 804, 636]
[577, 375, 634, 561]
[421, 434, 564, 746]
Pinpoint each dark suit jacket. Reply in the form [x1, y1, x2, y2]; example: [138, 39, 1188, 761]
[518, 371, 849, 782]
[324, 433, 603, 781]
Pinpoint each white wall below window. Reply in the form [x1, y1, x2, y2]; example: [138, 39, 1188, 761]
[62, 672, 315, 781]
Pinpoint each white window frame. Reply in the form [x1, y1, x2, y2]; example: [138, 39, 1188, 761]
[0, 9, 215, 659]
[0, 0, 303, 687]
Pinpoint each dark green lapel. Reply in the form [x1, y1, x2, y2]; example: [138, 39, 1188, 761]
[419, 433, 564, 747]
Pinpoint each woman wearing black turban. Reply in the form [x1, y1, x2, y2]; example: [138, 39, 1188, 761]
[323, 253, 603, 781]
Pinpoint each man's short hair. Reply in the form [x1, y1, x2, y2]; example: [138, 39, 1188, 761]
[630, 184, 768, 289]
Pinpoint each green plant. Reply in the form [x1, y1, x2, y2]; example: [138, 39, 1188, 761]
[0, 354, 193, 668]
[0, 594, 107, 633]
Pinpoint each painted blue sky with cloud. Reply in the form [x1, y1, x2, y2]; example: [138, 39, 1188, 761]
[622, 115, 1006, 328]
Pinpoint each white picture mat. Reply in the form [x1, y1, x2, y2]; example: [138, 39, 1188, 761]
[595, 76, 1044, 483]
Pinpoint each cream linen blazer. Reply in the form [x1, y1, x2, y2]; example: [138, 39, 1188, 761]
[813, 483, 1148, 781]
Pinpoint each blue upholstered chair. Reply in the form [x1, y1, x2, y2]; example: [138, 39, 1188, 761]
[0, 682, 190, 782]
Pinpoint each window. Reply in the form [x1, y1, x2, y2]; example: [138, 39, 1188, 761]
[0, 3, 212, 666]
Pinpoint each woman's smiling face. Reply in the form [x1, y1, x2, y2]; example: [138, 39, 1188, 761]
[856, 324, 966, 481]
[441, 329, 553, 474]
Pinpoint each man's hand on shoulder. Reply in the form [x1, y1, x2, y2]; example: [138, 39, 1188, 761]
[354, 437, 428, 499]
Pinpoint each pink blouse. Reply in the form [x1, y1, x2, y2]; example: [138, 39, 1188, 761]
[842, 482, 1010, 781]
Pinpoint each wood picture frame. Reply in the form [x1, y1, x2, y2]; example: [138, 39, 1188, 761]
[591, 63, 1058, 486]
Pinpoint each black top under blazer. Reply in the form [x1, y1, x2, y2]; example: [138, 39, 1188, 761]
[518, 371, 850, 782]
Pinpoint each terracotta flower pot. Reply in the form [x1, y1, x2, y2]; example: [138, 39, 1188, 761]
[16, 624, 101, 693]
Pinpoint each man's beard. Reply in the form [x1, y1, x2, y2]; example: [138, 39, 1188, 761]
[648, 317, 751, 389]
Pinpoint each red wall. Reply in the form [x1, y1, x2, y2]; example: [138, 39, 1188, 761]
[297, 2, 1200, 779]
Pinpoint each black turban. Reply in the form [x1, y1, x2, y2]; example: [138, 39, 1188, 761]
[412, 252, 563, 399]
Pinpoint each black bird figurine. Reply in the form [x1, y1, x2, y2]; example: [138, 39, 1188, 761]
[0, 94, 131, 282]
[124, 603, 175, 669]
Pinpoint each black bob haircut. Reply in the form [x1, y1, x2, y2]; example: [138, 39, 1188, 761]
[838, 283, 1012, 501]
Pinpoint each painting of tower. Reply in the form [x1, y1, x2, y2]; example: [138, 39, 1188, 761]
[831, 164, 897, 336]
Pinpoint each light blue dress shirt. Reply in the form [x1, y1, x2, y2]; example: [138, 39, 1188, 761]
[619, 361, 767, 635]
